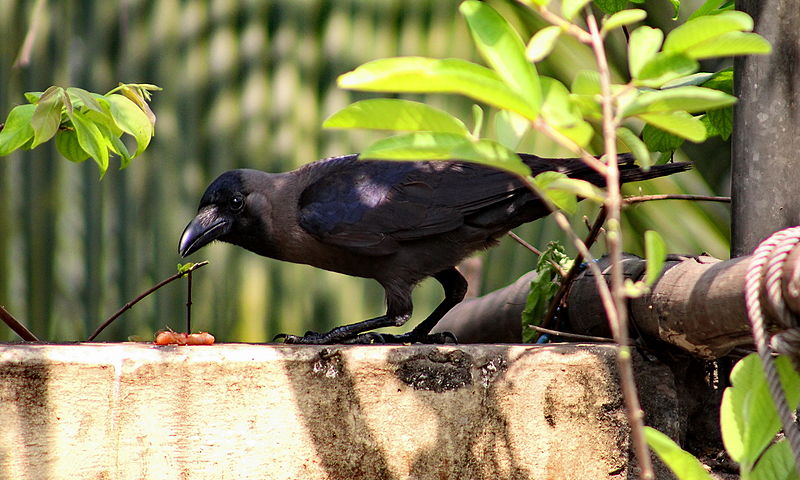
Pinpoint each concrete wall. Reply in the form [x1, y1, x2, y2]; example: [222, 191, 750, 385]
[0, 343, 676, 479]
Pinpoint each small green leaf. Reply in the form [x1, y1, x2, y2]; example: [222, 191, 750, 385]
[684, 31, 771, 60]
[522, 242, 572, 342]
[688, 0, 729, 20]
[24, 91, 43, 103]
[471, 104, 484, 138]
[533, 171, 578, 213]
[30, 86, 64, 149]
[645, 427, 714, 480]
[549, 177, 606, 203]
[641, 123, 685, 152]
[338, 57, 539, 120]
[555, 119, 595, 149]
[55, 128, 90, 163]
[616, 126, 651, 169]
[177, 263, 196, 275]
[624, 86, 736, 116]
[323, 99, 469, 135]
[702, 68, 733, 94]
[704, 107, 732, 140]
[0, 104, 36, 156]
[106, 94, 153, 157]
[451, 138, 531, 177]
[635, 52, 699, 88]
[644, 230, 667, 286]
[563, 0, 592, 20]
[66, 87, 106, 114]
[571, 70, 601, 95]
[526, 26, 562, 63]
[663, 10, 754, 53]
[639, 111, 706, 143]
[628, 26, 664, 79]
[68, 109, 110, 175]
[541, 77, 581, 128]
[602, 9, 647, 35]
[592, 0, 629, 14]
[460, 1, 541, 114]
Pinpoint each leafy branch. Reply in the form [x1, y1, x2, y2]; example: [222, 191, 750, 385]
[0, 83, 160, 176]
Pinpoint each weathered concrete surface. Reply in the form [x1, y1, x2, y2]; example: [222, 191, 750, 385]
[0, 343, 674, 480]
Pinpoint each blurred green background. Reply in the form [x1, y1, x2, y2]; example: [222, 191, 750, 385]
[0, 0, 731, 342]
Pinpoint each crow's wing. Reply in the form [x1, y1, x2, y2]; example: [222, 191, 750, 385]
[298, 157, 537, 255]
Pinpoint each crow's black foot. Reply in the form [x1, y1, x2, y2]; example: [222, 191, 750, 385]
[274, 331, 334, 345]
[345, 331, 458, 345]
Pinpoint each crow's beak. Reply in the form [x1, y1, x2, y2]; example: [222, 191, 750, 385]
[179, 207, 230, 257]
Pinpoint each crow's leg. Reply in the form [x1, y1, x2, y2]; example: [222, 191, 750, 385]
[276, 283, 414, 345]
[356, 267, 467, 344]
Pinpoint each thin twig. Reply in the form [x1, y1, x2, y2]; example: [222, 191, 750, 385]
[529, 325, 613, 343]
[587, 10, 654, 479]
[624, 194, 731, 205]
[507, 231, 569, 278]
[541, 207, 608, 329]
[0, 306, 39, 341]
[13, 0, 47, 68]
[186, 270, 193, 332]
[88, 261, 208, 341]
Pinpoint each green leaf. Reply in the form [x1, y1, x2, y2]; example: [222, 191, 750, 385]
[635, 52, 699, 88]
[522, 242, 572, 342]
[338, 57, 540, 120]
[555, 120, 595, 149]
[68, 109, 110, 175]
[628, 26, 664, 79]
[533, 171, 578, 213]
[663, 11, 754, 53]
[704, 107, 732, 140]
[639, 111, 706, 143]
[24, 91, 43, 103]
[720, 354, 800, 470]
[106, 93, 153, 157]
[0, 104, 36, 156]
[55, 128, 90, 163]
[30, 86, 64, 149]
[494, 110, 530, 150]
[702, 68, 733, 94]
[685, 32, 771, 60]
[360, 132, 531, 177]
[749, 440, 800, 480]
[563, 0, 592, 20]
[323, 99, 469, 135]
[602, 9, 647, 35]
[624, 86, 736, 115]
[641, 122, 685, 152]
[592, 0, 629, 14]
[460, 1, 541, 114]
[541, 77, 581, 128]
[645, 427, 713, 480]
[616, 126, 651, 169]
[66, 87, 106, 115]
[471, 104, 484, 138]
[667, 0, 681, 19]
[688, 0, 726, 20]
[644, 230, 667, 286]
[526, 26, 562, 62]
[571, 70, 601, 95]
[549, 177, 606, 203]
[661, 72, 716, 89]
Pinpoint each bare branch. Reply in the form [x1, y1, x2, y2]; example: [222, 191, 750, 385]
[0, 306, 39, 341]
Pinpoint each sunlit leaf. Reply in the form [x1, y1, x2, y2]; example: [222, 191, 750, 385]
[616, 126, 651, 169]
[556, 120, 595, 149]
[563, 0, 592, 20]
[0, 104, 36, 156]
[624, 86, 736, 115]
[628, 26, 664, 79]
[68, 109, 109, 175]
[24, 91, 43, 104]
[460, 1, 541, 114]
[106, 93, 153, 157]
[688, 0, 728, 20]
[338, 57, 540, 120]
[541, 77, 581, 127]
[645, 427, 713, 480]
[639, 111, 706, 143]
[571, 70, 601, 95]
[118, 85, 157, 128]
[451, 138, 531, 177]
[592, 0, 629, 14]
[663, 10, 754, 53]
[66, 87, 106, 114]
[494, 110, 530, 150]
[750, 440, 800, 480]
[602, 9, 647, 35]
[471, 104, 484, 138]
[635, 52, 699, 88]
[641, 123, 685, 152]
[533, 171, 578, 213]
[644, 230, 667, 286]
[549, 177, 605, 203]
[30, 86, 64, 149]
[323, 99, 469, 135]
[526, 26, 562, 62]
[685, 31, 771, 60]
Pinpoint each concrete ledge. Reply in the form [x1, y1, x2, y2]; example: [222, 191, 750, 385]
[0, 343, 667, 479]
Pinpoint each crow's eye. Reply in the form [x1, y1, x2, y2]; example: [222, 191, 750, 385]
[229, 194, 244, 213]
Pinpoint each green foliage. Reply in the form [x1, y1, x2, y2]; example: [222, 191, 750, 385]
[325, 0, 769, 214]
[651, 354, 800, 480]
[521, 242, 572, 342]
[0, 83, 160, 176]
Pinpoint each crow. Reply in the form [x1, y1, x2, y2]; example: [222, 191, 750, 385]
[179, 153, 689, 344]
